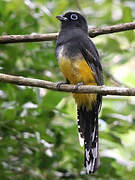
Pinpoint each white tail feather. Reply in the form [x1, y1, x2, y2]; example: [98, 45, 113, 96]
[78, 132, 84, 147]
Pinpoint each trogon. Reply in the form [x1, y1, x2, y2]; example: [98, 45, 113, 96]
[56, 11, 104, 174]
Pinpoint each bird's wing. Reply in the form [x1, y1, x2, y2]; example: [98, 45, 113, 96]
[78, 36, 104, 86]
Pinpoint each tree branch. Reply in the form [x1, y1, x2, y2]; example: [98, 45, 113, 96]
[89, 21, 135, 37]
[0, 21, 135, 44]
[0, 73, 135, 96]
[0, 33, 58, 44]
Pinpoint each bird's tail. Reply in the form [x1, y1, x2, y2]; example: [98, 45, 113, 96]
[77, 102, 100, 174]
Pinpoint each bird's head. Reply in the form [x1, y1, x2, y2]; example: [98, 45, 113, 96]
[56, 11, 88, 33]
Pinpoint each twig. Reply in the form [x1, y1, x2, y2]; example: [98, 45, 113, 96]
[75, 0, 84, 14]
[104, 69, 129, 87]
[0, 21, 135, 44]
[0, 73, 135, 96]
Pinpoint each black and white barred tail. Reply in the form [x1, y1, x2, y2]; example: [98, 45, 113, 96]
[77, 96, 101, 174]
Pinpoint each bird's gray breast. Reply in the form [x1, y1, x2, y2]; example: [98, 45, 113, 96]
[56, 42, 82, 61]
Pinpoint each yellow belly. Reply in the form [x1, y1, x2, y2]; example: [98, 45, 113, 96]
[58, 56, 97, 109]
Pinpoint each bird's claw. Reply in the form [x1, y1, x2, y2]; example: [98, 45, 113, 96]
[56, 81, 68, 89]
[74, 82, 84, 90]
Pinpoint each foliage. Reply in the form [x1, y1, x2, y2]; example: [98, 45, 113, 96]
[0, 0, 135, 179]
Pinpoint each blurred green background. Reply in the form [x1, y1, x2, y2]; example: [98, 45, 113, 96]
[1, 0, 135, 179]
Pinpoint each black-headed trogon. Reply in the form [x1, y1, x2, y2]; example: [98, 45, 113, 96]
[56, 11, 104, 174]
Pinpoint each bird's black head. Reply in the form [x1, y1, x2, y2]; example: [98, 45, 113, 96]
[56, 11, 88, 34]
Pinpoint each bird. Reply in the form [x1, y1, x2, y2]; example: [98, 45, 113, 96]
[56, 11, 104, 174]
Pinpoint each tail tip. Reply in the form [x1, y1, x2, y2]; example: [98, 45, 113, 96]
[85, 149, 100, 174]
[85, 159, 100, 174]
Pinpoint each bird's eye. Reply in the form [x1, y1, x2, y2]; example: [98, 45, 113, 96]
[70, 14, 78, 20]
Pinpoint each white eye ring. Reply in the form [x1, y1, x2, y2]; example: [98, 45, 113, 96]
[70, 14, 78, 20]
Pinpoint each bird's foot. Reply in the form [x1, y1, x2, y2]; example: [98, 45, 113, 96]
[56, 81, 69, 89]
[74, 82, 84, 90]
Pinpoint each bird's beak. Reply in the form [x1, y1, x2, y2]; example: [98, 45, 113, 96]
[56, 15, 68, 21]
